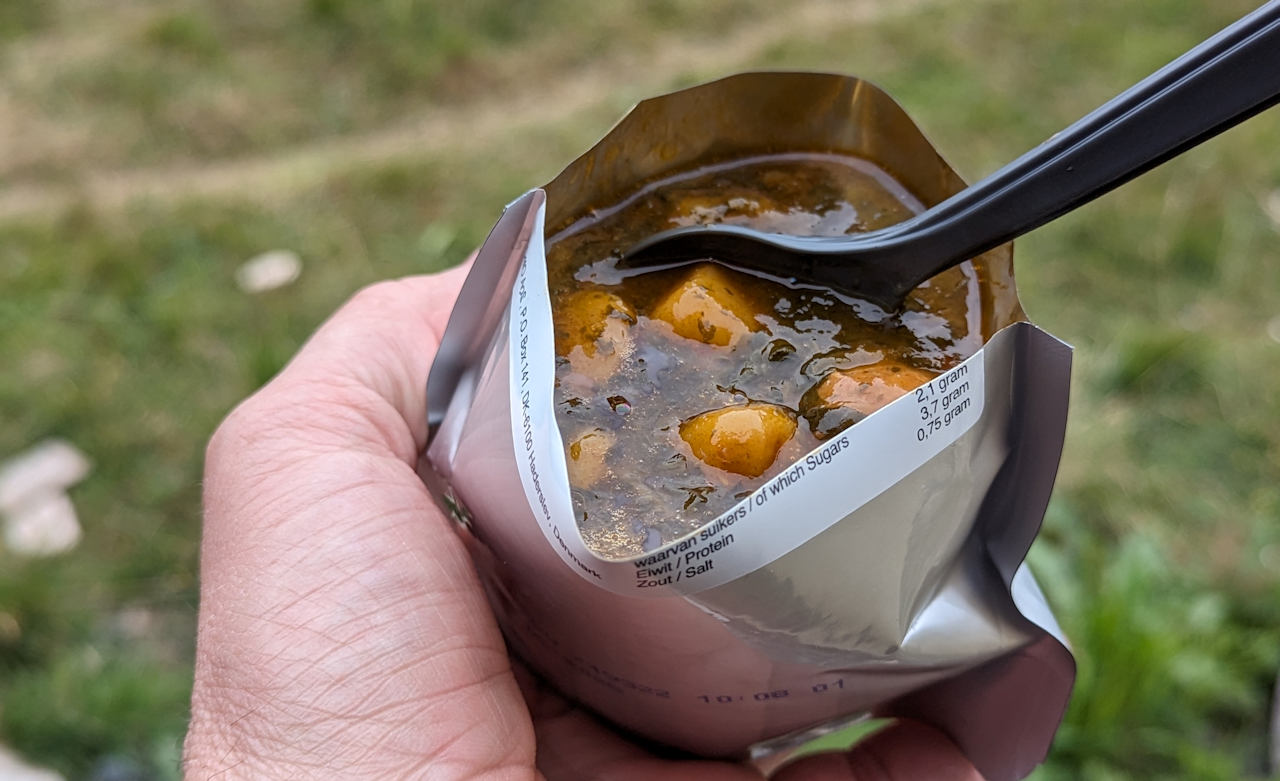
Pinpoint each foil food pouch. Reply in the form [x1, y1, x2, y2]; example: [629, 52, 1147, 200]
[423, 72, 1076, 781]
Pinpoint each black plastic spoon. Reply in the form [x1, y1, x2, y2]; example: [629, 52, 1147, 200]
[621, 2, 1280, 311]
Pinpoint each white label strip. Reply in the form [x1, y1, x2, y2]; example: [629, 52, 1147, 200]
[508, 210, 609, 586]
[509, 202, 985, 596]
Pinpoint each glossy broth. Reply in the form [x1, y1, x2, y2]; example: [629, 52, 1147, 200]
[546, 153, 984, 559]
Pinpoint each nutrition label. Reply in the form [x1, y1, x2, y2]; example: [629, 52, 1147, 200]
[508, 199, 988, 596]
[913, 363, 977, 445]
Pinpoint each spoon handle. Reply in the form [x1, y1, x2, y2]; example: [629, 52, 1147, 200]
[863, 0, 1280, 301]
[624, 3, 1280, 309]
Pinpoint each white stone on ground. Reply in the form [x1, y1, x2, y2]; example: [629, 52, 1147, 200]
[1265, 190, 1280, 229]
[0, 439, 90, 513]
[0, 745, 64, 781]
[235, 249, 302, 293]
[3, 492, 82, 556]
[0, 439, 90, 557]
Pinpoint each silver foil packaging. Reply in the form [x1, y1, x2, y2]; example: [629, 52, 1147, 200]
[424, 72, 1076, 781]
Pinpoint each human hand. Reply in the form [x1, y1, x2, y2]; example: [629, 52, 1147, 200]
[183, 262, 982, 780]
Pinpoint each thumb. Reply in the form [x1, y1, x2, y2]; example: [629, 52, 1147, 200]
[266, 259, 474, 462]
[187, 259, 536, 778]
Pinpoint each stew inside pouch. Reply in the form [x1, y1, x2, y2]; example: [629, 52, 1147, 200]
[545, 153, 990, 560]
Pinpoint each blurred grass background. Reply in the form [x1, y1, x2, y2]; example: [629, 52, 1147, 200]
[1, 0, 1278, 778]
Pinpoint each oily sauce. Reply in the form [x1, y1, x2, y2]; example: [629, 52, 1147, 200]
[545, 153, 985, 559]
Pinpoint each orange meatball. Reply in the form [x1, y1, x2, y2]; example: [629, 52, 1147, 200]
[679, 403, 797, 477]
[566, 429, 614, 489]
[801, 362, 936, 439]
[650, 264, 765, 347]
[553, 289, 636, 382]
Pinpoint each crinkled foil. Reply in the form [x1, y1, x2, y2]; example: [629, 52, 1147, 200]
[423, 72, 1075, 781]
